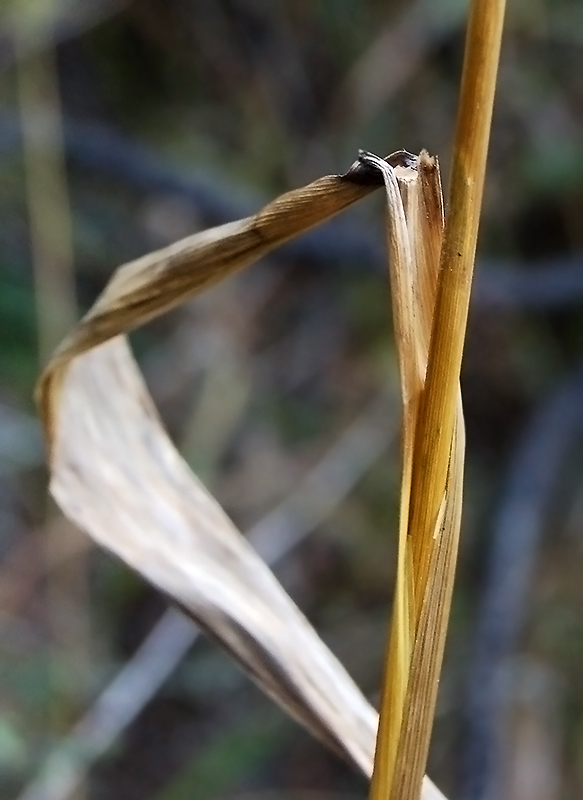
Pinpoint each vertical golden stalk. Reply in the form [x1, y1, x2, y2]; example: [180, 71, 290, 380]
[369, 0, 507, 799]
[408, 0, 507, 618]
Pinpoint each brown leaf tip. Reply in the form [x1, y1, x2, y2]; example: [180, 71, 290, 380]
[342, 149, 418, 185]
[383, 149, 419, 170]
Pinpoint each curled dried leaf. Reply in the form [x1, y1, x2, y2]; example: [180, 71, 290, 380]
[36, 154, 445, 800]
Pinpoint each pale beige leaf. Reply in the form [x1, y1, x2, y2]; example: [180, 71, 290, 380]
[36, 155, 446, 800]
[51, 336, 376, 769]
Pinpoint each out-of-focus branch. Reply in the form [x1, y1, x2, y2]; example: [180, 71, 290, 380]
[15, 6, 91, 742]
[16, 57, 76, 361]
[17, 391, 397, 800]
[328, 0, 467, 126]
[461, 364, 583, 800]
[0, 0, 129, 67]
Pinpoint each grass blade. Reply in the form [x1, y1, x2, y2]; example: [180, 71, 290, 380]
[35, 152, 445, 800]
[366, 0, 507, 798]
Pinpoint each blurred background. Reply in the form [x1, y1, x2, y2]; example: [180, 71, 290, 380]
[1, 1, 583, 799]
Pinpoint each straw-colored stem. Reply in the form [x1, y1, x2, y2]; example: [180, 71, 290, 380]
[408, 0, 507, 619]
[370, 1, 507, 799]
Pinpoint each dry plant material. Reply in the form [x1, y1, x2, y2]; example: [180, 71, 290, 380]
[37, 152, 445, 800]
[365, 0, 507, 798]
[357, 152, 464, 800]
[36, 0, 507, 794]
